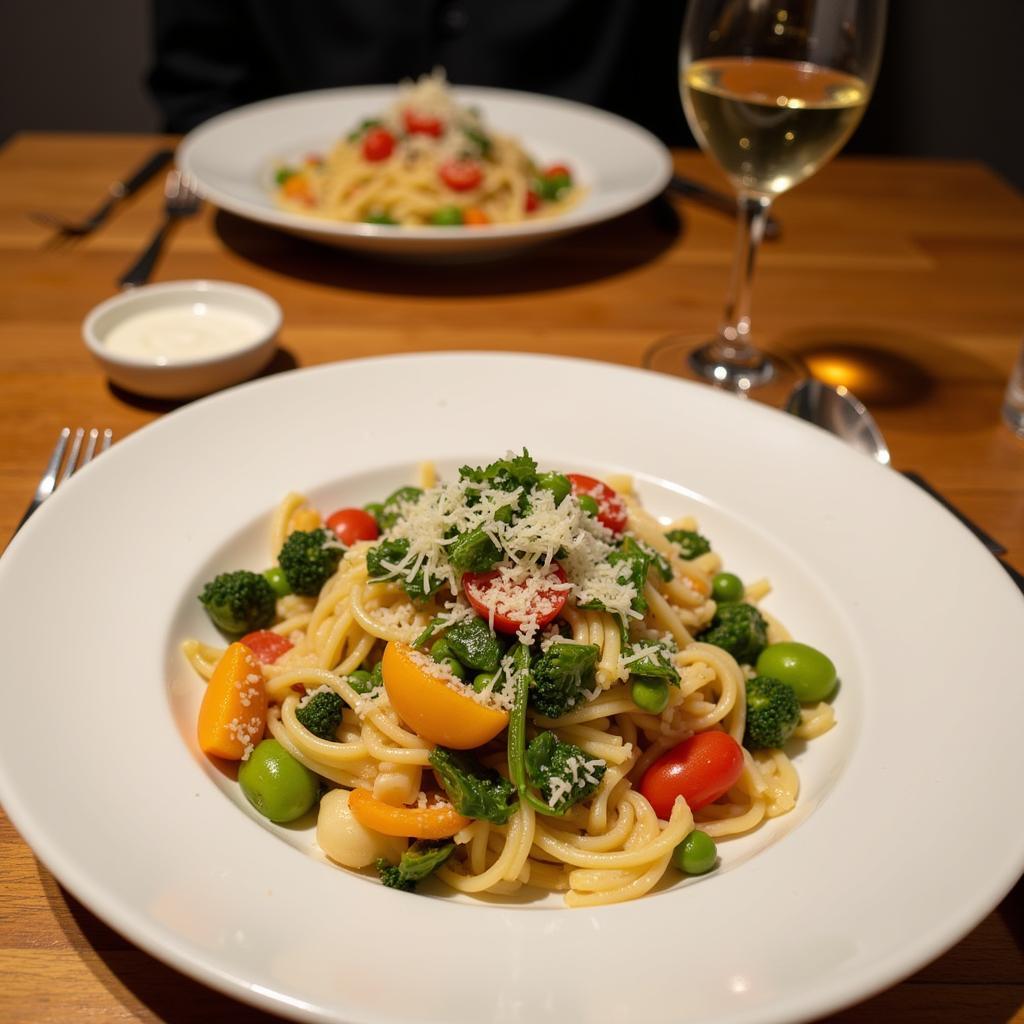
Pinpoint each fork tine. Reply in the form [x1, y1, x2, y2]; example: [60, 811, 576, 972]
[59, 428, 85, 484]
[10, 428, 114, 542]
[11, 428, 70, 537]
[39, 428, 71, 501]
[80, 428, 100, 468]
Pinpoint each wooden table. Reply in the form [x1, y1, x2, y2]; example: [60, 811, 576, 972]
[1, 134, 1022, 1023]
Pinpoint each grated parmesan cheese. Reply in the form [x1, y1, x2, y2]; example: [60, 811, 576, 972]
[374, 467, 639, 636]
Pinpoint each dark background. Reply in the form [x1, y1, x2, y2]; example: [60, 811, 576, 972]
[2, 0, 1021, 189]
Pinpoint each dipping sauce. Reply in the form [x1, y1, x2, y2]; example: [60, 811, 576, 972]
[103, 304, 267, 364]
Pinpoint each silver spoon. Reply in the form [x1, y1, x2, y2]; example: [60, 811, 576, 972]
[786, 378, 1024, 592]
[785, 378, 890, 465]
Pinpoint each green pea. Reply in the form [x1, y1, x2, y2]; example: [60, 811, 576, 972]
[578, 494, 600, 517]
[711, 571, 744, 603]
[756, 642, 837, 702]
[473, 670, 500, 693]
[238, 739, 319, 823]
[262, 566, 292, 598]
[537, 472, 571, 506]
[430, 205, 464, 226]
[631, 678, 669, 714]
[441, 657, 466, 680]
[347, 669, 374, 694]
[671, 829, 717, 875]
[430, 636, 454, 662]
[535, 173, 571, 201]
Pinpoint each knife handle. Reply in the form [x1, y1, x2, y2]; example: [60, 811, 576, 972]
[112, 149, 175, 199]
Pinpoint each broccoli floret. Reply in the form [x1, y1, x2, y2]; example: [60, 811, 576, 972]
[376, 840, 454, 893]
[701, 602, 768, 665]
[429, 748, 518, 824]
[375, 860, 413, 892]
[608, 537, 666, 614]
[373, 486, 423, 531]
[744, 675, 801, 750]
[366, 538, 443, 600]
[665, 529, 711, 560]
[525, 732, 606, 814]
[623, 639, 680, 686]
[447, 527, 502, 573]
[529, 642, 600, 718]
[278, 528, 344, 596]
[295, 689, 344, 739]
[443, 616, 502, 673]
[198, 570, 276, 635]
[458, 450, 539, 493]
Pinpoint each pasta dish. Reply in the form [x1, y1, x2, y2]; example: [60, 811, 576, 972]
[274, 71, 580, 227]
[184, 452, 837, 907]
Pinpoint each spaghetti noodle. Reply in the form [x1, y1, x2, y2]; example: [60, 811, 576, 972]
[274, 70, 581, 227]
[185, 452, 837, 907]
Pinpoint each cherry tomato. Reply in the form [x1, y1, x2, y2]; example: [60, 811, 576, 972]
[362, 127, 395, 162]
[439, 159, 483, 191]
[240, 630, 293, 665]
[639, 731, 744, 819]
[326, 507, 380, 546]
[544, 163, 572, 180]
[462, 564, 569, 635]
[525, 189, 541, 213]
[567, 473, 628, 535]
[403, 109, 444, 137]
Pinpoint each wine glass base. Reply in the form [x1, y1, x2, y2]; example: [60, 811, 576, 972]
[644, 334, 803, 408]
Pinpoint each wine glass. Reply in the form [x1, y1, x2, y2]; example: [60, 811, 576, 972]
[646, 0, 887, 397]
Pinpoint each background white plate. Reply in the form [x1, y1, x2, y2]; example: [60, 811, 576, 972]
[1, 354, 1022, 1024]
[177, 86, 673, 257]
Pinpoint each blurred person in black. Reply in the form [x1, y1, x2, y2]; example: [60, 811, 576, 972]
[148, 0, 692, 143]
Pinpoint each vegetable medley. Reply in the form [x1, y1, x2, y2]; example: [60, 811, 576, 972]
[187, 450, 838, 904]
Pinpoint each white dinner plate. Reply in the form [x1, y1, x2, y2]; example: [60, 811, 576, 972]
[177, 86, 673, 258]
[1, 354, 1022, 1024]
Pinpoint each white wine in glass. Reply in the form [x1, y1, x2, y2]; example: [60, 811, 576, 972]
[648, 0, 886, 396]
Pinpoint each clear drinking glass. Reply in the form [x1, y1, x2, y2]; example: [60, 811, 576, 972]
[647, 0, 887, 397]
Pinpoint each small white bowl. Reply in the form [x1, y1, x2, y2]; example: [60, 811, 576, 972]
[83, 280, 282, 399]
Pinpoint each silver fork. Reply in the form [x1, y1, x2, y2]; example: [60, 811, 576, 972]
[117, 170, 202, 288]
[13, 428, 113, 535]
[30, 149, 174, 238]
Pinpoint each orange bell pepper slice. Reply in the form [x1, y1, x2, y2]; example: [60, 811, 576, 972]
[197, 642, 267, 760]
[382, 641, 509, 750]
[348, 787, 470, 839]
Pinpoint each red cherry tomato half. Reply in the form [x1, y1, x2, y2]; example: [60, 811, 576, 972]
[240, 630, 293, 665]
[326, 507, 380, 546]
[462, 564, 569, 635]
[439, 159, 483, 192]
[403, 109, 444, 137]
[544, 163, 572, 180]
[525, 189, 541, 213]
[567, 473, 628, 535]
[362, 127, 396, 162]
[639, 732, 744, 819]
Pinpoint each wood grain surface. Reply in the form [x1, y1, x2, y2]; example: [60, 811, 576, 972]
[0, 133, 1022, 1024]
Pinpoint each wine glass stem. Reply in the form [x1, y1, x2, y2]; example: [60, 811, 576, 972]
[714, 194, 773, 364]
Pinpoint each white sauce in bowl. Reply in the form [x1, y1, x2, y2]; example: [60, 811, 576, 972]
[103, 304, 267, 364]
